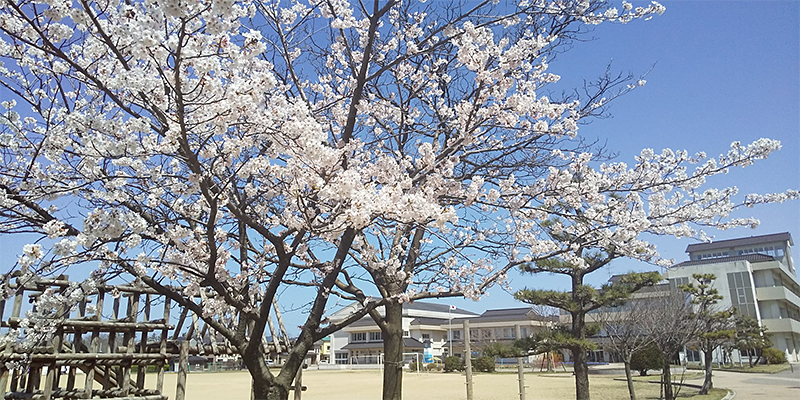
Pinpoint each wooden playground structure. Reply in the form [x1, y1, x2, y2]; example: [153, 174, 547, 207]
[0, 273, 296, 400]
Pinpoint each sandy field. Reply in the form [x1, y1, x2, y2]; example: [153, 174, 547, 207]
[148, 369, 668, 400]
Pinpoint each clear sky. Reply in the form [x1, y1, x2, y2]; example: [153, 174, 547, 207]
[437, 0, 800, 318]
[1, 1, 797, 332]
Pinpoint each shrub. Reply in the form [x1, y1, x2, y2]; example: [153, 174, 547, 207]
[630, 345, 663, 376]
[763, 347, 787, 364]
[426, 363, 443, 372]
[444, 356, 463, 373]
[472, 356, 496, 373]
[408, 361, 420, 372]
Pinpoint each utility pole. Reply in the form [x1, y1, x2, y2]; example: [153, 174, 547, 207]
[449, 305, 453, 357]
[464, 320, 473, 400]
[516, 324, 526, 400]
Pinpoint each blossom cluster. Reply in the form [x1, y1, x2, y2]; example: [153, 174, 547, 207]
[0, 0, 794, 350]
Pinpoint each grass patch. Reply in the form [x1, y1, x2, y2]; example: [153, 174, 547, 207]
[679, 388, 729, 400]
[628, 372, 704, 381]
[686, 362, 791, 374]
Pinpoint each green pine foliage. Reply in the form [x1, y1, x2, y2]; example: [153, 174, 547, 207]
[630, 345, 663, 376]
[763, 348, 787, 364]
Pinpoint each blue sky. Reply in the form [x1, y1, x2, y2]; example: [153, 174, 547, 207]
[1, 1, 797, 331]
[438, 0, 800, 317]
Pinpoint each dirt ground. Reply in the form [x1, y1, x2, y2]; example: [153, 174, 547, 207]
[149, 369, 668, 400]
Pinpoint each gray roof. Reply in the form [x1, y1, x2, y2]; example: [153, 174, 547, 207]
[451, 307, 549, 323]
[403, 302, 478, 316]
[341, 337, 424, 350]
[480, 307, 537, 318]
[409, 317, 449, 326]
[348, 316, 378, 327]
[685, 232, 793, 253]
[671, 254, 775, 268]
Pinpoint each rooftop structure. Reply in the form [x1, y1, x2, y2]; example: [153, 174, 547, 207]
[667, 232, 800, 362]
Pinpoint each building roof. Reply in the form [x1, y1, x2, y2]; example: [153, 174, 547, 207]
[341, 337, 424, 350]
[348, 316, 378, 327]
[671, 254, 776, 268]
[685, 232, 793, 253]
[409, 317, 449, 326]
[403, 302, 478, 316]
[479, 307, 536, 318]
[450, 306, 552, 323]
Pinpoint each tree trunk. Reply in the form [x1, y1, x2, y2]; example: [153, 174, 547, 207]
[267, 385, 289, 400]
[250, 374, 289, 400]
[699, 348, 714, 394]
[243, 343, 289, 400]
[572, 346, 590, 400]
[570, 274, 590, 400]
[661, 359, 673, 400]
[381, 301, 404, 400]
[623, 360, 636, 400]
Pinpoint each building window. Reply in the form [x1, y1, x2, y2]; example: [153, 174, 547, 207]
[422, 333, 431, 340]
[335, 352, 349, 364]
[728, 272, 757, 319]
[369, 331, 383, 342]
[670, 277, 689, 290]
[695, 251, 730, 260]
[451, 330, 462, 340]
[737, 245, 782, 257]
[403, 330, 410, 338]
[351, 332, 367, 343]
[685, 349, 701, 362]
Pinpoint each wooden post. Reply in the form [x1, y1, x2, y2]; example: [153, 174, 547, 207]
[137, 294, 150, 389]
[84, 328, 100, 399]
[67, 300, 85, 391]
[515, 324, 526, 400]
[0, 291, 22, 396]
[463, 320, 473, 400]
[176, 341, 189, 400]
[121, 293, 139, 395]
[266, 315, 282, 354]
[293, 364, 303, 400]
[157, 298, 171, 393]
[42, 327, 63, 400]
[272, 300, 292, 351]
[105, 296, 120, 390]
[172, 307, 188, 341]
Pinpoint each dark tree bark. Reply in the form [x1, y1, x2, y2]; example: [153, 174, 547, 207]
[381, 301, 405, 400]
[699, 349, 714, 394]
[572, 344, 591, 400]
[662, 359, 674, 400]
[623, 360, 636, 400]
[570, 283, 591, 400]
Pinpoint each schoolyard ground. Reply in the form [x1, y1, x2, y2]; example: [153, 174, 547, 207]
[145, 365, 799, 400]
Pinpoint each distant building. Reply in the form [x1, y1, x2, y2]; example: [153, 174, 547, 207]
[665, 232, 800, 362]
[326, 302, 551, 367]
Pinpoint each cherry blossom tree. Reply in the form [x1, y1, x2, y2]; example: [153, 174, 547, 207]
[0, 1, 797, 400]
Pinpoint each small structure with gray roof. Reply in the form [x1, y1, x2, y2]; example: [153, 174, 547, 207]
[325, 302, 551, 368]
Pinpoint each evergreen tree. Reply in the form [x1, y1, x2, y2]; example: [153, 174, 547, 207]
[681, 274, 736, 395]
[516, 263, 660, 400]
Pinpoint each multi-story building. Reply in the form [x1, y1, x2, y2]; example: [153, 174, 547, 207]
[326, 302, 551, 367]
[449, 308, 555, 356]
[327, 302, 478, 366]
[664, 232, 800, 362]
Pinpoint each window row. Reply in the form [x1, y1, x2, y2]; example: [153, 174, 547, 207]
[351, 331, 383, 342]
[737, 246, 785, 258]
